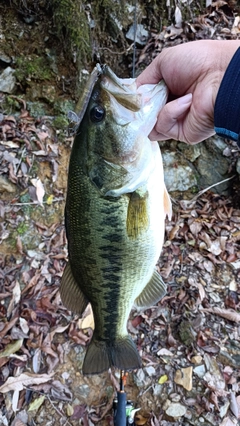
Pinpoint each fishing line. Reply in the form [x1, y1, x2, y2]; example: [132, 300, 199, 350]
[132, 0, 137, 78]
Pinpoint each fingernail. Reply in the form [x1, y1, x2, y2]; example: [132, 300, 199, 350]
[178, 93, 192, 105]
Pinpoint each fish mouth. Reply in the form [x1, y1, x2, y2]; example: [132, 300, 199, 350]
[100, 65, 168, 134]
[101, 65, 142, 112]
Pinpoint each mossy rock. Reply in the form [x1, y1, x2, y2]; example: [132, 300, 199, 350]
[15, 55, 53, 83]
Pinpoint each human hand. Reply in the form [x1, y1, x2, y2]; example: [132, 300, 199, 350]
[136, 40, 240, 144]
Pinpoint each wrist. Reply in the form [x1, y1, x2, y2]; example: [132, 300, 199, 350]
[214, 46, 240, 145]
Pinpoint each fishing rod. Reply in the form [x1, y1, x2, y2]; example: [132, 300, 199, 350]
[113, 370, 139, 425]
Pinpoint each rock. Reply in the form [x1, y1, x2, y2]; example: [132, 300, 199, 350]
[152, 384, 163, 396]
[26, 84, 57, 104]
[178, 143, 201, 162]
[236, 158, 240, 175]
[0, 175, 16, 193]
[162, 151, 197, 191]
[76, 384, 90, 402]
[230, 260, 240, 269]
[191, 355, 203, 365]
[0, 51, 12, 64]
[144, 365, 156, 377]
[219, 400, 230, 418]
[174, 366, 193, 391]
[0, 67, 16, 93]
[193, 364, 206, 378]
[170, 393, 181, 402]
[134, 368, 150, 388]
[126, 24, 149, 45]
[165, 402, 187, 419]
[194, 137, 232, 194]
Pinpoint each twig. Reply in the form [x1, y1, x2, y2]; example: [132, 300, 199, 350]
[46, 395, 72, 426]
[189, 175, 235, 202]
[98, 43, 134, 55]
[12, 197, 65, 206]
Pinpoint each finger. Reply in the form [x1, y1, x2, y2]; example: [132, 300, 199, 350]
[136, 56, 163, 87]
[149, 94, 192, 141]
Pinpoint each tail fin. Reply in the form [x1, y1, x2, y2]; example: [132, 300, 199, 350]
[82, 335, 141, 375]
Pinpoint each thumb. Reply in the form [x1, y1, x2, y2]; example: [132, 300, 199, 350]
[149, 93, 192, 141]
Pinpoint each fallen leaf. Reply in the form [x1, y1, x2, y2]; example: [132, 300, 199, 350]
[31, 178, 45, 205]
[0, 339, 23, 358]
[135, 413, 149, 425]
[200, 307, 240, 322]
[7, 281, 21, 317]
[79, 304, 94, 330]
[28, 395, 45, 412]
[32, 348, 42, 374]
[158, 374, 168, 384]
[229, 391, 238, 418]
[67, 403, 74, 417]
[12, 389, 20, 412]
[0, 372, 54, 393]
[70, 404, 87, 420]
[11, 419, 27, 426]
[220, 417, 236, 426]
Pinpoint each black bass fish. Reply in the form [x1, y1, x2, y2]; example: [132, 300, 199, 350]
[60, 64, 172, 375]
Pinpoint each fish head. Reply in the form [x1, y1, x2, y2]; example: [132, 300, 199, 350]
[86, 65, 168, 165]
[79, 65, 168, 196]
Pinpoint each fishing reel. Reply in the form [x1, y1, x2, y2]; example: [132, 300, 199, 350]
[113, 371, 140, 426]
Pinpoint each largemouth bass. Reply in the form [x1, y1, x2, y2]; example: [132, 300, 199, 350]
[60, 64, 172, 375]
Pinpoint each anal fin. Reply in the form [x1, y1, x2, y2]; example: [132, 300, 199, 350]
[60, 262, 89, 315]
[134, 269, 166, 309]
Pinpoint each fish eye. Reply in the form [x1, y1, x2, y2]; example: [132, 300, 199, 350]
[90, 105, 105, 123]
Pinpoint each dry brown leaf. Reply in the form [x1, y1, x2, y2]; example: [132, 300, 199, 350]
[200, 307, 240, 322]
[188, 277, 205, 301]
[0, 372, 54, 393]
[11, 418, 27, 426]
[31, 178, 45, 205]
[135, 413, 149, 425]
[220, 418, 236, 426]
[7, 280, 21, 317]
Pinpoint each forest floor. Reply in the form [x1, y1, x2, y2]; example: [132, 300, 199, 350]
[0, 1, 240, 426]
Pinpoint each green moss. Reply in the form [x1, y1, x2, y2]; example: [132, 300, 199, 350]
[17, 222, 29, 235]
[15, 55, 52, 83]
[54, 99, 75, 115]
[93, 0, 124, 31]
[52, 0, 91, 61]
[3, 96, 22, 112]
[26, 101, 49, 118]
[191, 186, 198, 194]
[53, 115, 69, 130]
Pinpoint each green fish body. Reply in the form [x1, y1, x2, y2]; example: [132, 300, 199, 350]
[60, 66, 172, 374]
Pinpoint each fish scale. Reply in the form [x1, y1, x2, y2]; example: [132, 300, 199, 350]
[60, 65, 172, 374]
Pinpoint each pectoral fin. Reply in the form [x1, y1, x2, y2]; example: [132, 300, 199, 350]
[60, 262, 89, 315]
[164, 184, 172, 220]
[134, 269, 167, 309]
[127, 190, 149, 239]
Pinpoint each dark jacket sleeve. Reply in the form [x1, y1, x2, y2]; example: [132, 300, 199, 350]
[214, 47, 240, 148]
